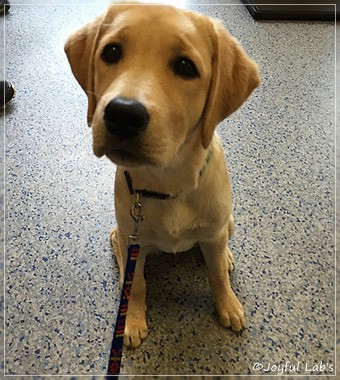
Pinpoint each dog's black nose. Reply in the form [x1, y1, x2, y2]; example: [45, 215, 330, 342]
[104, 97, 149, 139]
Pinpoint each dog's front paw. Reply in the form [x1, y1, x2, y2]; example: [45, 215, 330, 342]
[217, 294, 246, 332]
[124, 315, 148, 348]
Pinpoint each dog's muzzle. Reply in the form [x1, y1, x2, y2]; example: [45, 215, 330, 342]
[104, 97, 149, 139]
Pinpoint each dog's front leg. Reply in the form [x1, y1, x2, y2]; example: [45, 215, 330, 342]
[200, 230, 246, 332]
[124, 248, 148, 348]
[111, 228, 149, 348]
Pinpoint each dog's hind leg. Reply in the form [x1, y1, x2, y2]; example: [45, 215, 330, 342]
[228, 214, 235, 238]
[110, 228, 125, 286]
[226, 215, 235, 272]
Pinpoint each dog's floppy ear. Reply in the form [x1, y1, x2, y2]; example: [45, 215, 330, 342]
[64, 14, 104, 126]
[201, 20, 260, 149]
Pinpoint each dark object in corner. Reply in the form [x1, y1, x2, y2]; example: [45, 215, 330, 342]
[1, 81, 15, 108]
[0, 0, 10, 15]
[242, 0, 338, 21]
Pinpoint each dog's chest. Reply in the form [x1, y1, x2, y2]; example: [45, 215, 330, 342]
[142, 201, 212, 253]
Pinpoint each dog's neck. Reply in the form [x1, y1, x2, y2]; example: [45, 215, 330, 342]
[123, 133, 213, 198]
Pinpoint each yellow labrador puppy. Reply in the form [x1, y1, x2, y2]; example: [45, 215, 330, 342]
[65, 3, 260, 348]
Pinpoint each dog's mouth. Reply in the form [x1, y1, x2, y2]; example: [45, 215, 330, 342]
[105, 148, 153, 168]
[92, 136, 163, 168]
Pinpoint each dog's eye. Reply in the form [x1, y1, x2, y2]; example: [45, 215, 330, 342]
[101, 43, 123, 64]
[173, 57, 199, 79]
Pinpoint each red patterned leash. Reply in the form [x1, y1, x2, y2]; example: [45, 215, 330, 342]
[107, 194, 144, 379]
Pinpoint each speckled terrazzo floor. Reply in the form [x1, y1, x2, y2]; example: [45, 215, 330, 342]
[2, 0, 337, 377]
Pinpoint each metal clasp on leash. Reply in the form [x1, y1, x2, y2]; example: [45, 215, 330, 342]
[129, 192, 144, 243]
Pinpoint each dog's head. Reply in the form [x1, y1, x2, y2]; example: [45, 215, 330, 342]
[65, 3, 260, 168]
